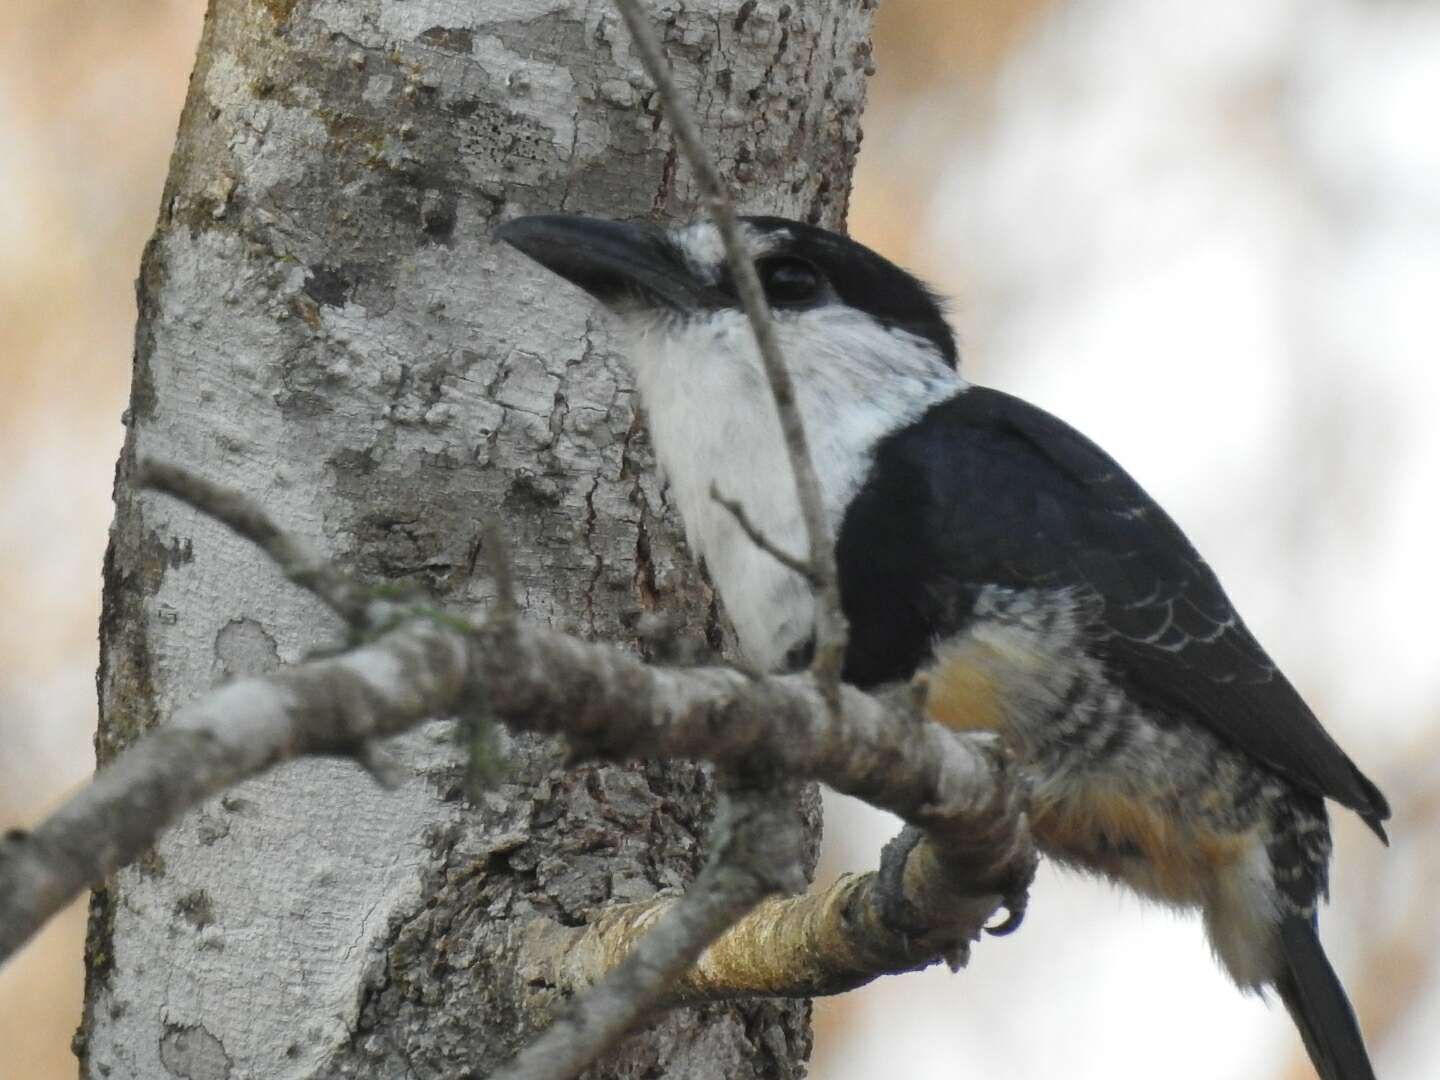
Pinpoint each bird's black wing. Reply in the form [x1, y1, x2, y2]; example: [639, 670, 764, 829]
[836, 387, 1389, 835]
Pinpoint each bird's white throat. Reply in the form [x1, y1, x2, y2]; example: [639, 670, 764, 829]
[621, 305, 961, 670]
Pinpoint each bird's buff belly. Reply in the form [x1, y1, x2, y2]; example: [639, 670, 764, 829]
[920, 642, 1264, 908]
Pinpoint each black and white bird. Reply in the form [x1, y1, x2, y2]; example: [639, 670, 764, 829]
[497, 213, 1389, 1080]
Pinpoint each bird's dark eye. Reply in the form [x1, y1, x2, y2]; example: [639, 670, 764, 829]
[758, 256, 822, 306]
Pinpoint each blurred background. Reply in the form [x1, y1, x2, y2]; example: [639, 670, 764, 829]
[1, 1, 1436, 1077]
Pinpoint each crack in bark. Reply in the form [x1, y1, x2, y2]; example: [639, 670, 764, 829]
[653, 140, 679, 209]
[581, 475, 605, 637]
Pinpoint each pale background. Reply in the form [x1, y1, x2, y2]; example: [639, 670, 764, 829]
[2, 1, 1436, 1077]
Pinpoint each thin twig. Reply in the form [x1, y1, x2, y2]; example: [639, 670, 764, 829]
[136, 459, 369, 626]
[495, 785, 804, 1080]
[613, 0, 849, 704]
[710, 482, 816, 584]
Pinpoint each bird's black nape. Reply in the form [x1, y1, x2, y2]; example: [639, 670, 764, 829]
[739, 217, 959, 368]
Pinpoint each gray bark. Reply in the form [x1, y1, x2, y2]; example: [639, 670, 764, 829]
[81, 1, 873, 1077]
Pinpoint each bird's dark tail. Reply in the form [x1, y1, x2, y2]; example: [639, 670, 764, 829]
[1276, 915, 1376, 1080]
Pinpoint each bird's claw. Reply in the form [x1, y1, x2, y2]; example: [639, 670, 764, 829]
[984, 891, 1027, 936]
[983, 850, 1037, 936]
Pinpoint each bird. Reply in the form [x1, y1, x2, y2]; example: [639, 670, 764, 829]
[496, 212, 1390, 1080]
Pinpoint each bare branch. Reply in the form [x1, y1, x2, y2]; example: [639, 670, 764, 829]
[1, 464, 1032, 1025]
[0, 613, 1028, 973]
[136, 459, 370, 626]
[472, 620, 1026, 876]
[496, 785, 805, 1080]
[613, 0, 850, 701]
[525, 832, 1019, 1008]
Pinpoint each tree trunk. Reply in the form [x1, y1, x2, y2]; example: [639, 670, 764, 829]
[79, 1, 873, 1076]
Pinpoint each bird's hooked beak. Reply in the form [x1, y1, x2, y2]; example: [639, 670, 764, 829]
[494, 214, 723, 314]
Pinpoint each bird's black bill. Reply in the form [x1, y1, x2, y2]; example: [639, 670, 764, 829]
[495, 214, 719, 313]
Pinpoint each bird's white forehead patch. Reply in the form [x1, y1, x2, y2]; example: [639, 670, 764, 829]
[671, 221, 786, 283]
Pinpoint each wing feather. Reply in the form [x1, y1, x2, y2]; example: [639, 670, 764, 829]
[837, 387, 1389, 836]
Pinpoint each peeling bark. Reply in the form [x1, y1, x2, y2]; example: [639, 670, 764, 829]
[83, 1, 873, 1077]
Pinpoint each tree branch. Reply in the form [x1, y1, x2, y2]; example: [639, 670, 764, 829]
[0, 465, 1033, 981]
[472, 620, 1024, 876]
[0, 603, 1029, 971]
[524, 829, 1014, 1008]
[613, 0, 849, 701]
